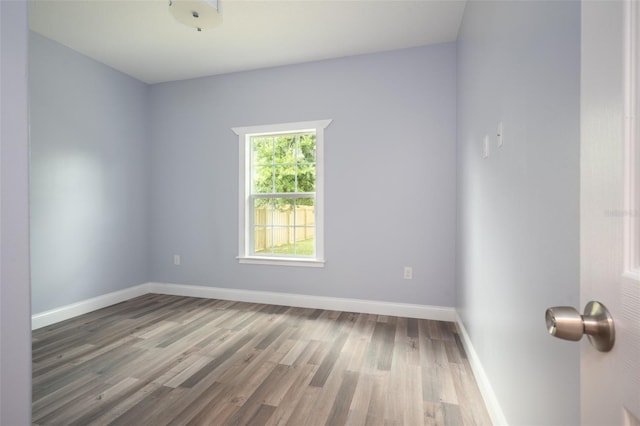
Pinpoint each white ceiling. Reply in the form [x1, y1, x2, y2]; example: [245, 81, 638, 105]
[29, 0, 467, 84]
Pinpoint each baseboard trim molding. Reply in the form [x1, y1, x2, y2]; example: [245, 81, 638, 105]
[31, 283, 151, 330]
[455, 312, 508, 426]
[148, 282, 456, 321]
[31, 281, 455, 328]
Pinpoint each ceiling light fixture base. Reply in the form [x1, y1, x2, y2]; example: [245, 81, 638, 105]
[169, 0, 222, 32]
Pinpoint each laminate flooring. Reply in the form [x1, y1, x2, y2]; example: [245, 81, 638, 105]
[32, 294, 492, 425]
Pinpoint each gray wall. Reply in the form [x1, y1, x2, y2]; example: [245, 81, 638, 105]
[149, 44, 457, 307]
[30, 33, 150, 314]
[0, 0, 32, 423]
[456, 1, 580, 424]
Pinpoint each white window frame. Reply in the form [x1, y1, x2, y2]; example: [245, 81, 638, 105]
[232, 119, 331, 267]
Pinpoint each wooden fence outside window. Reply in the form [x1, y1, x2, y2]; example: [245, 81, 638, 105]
[254, 205, 315, 252]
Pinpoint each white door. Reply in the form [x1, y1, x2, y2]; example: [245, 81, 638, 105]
[580, 0, 640, 424]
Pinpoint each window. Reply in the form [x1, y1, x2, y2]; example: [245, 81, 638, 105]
[233, 120, 331, 267]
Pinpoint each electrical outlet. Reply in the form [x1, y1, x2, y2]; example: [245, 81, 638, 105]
[173, 254, 181, 266]
[403, 266, 413, 280]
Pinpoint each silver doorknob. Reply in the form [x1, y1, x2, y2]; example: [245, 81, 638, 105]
[545, 301, 615, 352]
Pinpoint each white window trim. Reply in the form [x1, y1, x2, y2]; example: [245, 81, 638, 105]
[232, 119, 332, 267]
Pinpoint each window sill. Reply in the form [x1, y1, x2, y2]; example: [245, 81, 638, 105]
[237, 256, 325, 268]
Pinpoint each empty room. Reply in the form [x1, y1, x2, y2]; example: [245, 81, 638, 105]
[1, 0, 639, 424]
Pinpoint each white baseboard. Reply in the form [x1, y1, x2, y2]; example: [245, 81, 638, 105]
[455, 312, 508, 426]
[147, 282, 456, 322]
[31, 281, 455, 328]
[31, 283, 151, 330]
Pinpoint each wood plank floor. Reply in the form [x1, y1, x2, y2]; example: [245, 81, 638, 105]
[32, 294, 492, 425]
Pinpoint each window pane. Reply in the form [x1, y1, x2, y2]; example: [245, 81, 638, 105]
[293, 230, 315, 256]
[254, 227, 273, 254]
[298, 134, 316, 163]
[274, 166, 296, 193]
[293, 199, 315, 255]
[274, 135, 296, 165]
[270, 227, 295, 255]
[253, 198, 274, 254]
[252, 136, 273, 165]
[296, 164, 315, 192]
[271, 198, 294, 214]
[253, 166, 273, 193]
[294, 198, 315, 226]
[254, 198, 273, 226]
